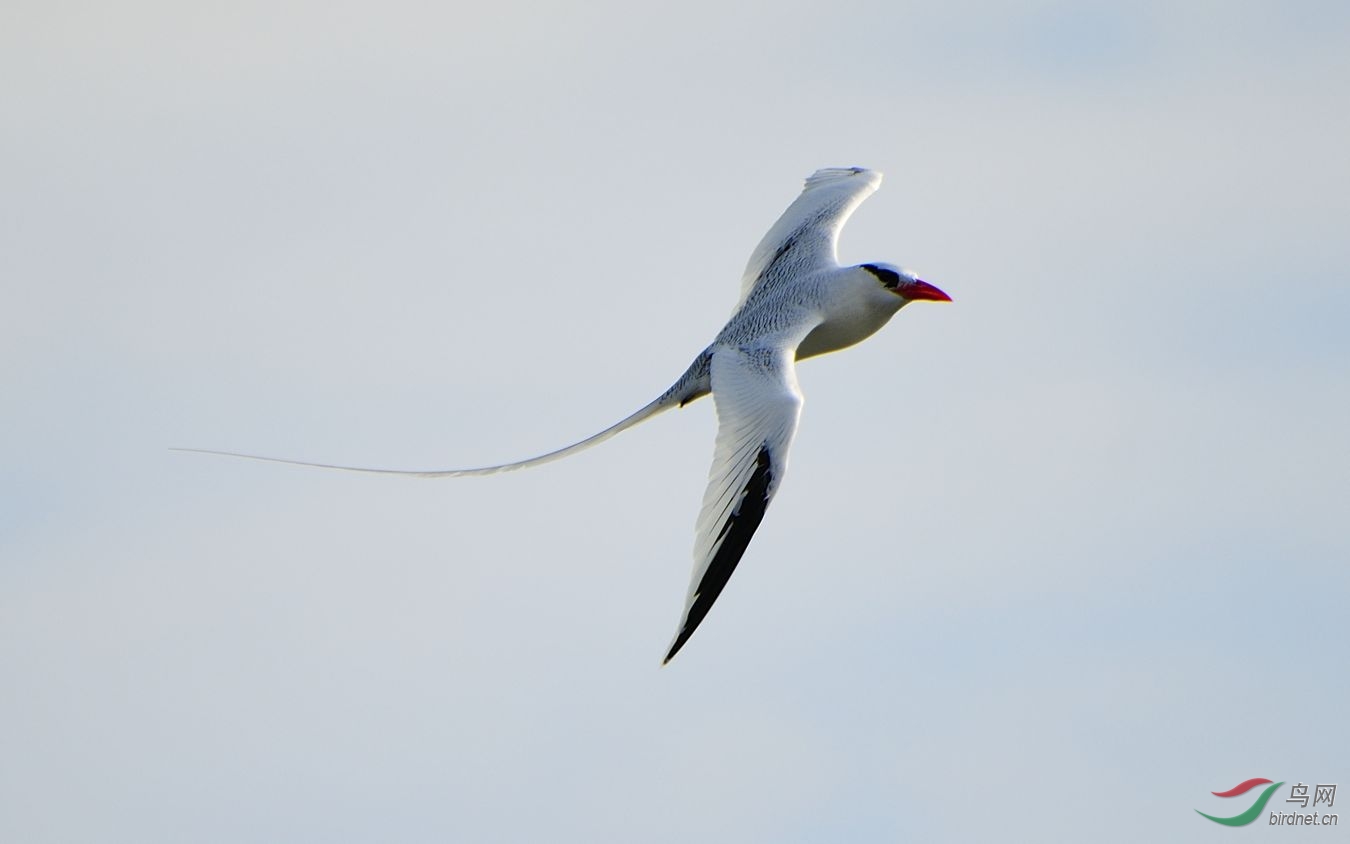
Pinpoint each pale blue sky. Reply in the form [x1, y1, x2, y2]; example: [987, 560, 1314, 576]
[3, 2, 1348, 841]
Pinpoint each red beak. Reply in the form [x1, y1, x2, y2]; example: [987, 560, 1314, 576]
[900, 279, 952, 302]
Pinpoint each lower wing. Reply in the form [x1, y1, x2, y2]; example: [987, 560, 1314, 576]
[663, 340, 808, 663]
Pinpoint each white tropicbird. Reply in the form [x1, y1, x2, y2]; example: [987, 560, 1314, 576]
[183, 167, 950, 663]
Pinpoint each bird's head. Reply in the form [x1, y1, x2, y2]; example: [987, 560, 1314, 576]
[860, 262, 951, 304]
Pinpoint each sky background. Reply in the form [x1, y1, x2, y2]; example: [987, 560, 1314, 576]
[3, 1, 1348, 841]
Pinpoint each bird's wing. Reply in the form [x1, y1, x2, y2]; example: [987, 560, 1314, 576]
[735, 167, 883, 307]
[663, 336, 813, 663]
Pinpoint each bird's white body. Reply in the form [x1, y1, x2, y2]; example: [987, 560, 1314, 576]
[796, 275, 905, 360]
[182, 167, 950, 663]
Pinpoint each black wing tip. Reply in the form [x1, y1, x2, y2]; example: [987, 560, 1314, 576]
[662, 629, 695, 665]
[660, 444, 775, 665]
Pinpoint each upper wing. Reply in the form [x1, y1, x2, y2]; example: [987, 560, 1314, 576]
[734, 167, 883, 308]
[663, 340, 809, 663]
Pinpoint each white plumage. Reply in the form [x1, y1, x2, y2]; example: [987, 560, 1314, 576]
[180, 166, 951, 663]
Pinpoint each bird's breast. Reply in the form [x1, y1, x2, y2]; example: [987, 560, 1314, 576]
[795, 303, 900, 361]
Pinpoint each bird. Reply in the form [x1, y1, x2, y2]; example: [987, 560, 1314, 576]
[180, 166, 951, 663]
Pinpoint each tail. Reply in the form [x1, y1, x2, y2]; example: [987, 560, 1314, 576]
[173, 351, 713, 478]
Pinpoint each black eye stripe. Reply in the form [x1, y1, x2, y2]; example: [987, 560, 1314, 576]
[861, 263, 901, 288]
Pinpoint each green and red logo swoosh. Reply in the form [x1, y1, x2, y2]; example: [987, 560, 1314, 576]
[1197, 778, 1284, 826]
